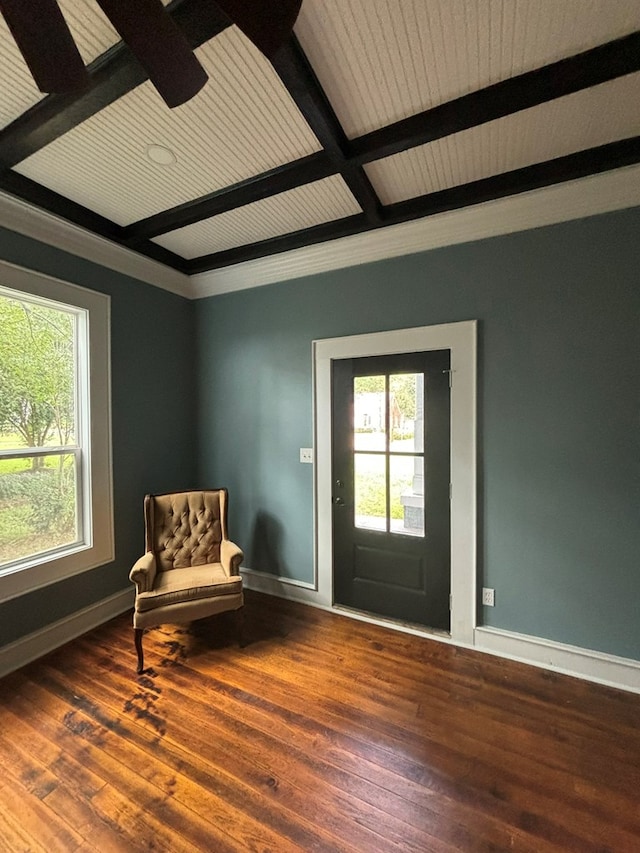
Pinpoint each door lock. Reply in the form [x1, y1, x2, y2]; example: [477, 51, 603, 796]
[333, 496, 345, 505]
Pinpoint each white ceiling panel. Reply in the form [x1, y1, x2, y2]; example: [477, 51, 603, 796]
[295, 0, 640, 139]
[364, 73, 640, 205]
[153, 175, 362, 259]
[13, 26, 323, 225]
[0, 0, 145, 130]
[0, 17, 44, 131]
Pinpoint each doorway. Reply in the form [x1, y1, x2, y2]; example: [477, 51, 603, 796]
[314, 321, 477, 645]
[331, 349, 451, 630]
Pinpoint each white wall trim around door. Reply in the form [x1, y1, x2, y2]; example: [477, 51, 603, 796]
[0, 587, 134, 679]
[475, 626, 640, 695]
[313, 320, 477, 645]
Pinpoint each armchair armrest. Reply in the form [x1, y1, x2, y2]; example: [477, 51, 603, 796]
[129, 551, 157, 594]
[221, 539, 244, 576]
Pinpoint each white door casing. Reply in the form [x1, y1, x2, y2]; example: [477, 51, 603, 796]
[313, 320, 477, 644]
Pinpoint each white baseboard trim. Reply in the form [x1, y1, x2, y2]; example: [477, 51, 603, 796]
[3, 576, 638, 696]
[240, 566, 316, 593]
[0, 587, 134, 680]
[475, 626, 640, 695]
[241, 568, 462, 643]
[242, 571, 640, 695]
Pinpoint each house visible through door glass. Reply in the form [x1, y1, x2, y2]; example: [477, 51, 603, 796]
[352, 372, 425, 537]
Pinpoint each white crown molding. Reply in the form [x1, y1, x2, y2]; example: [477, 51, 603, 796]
[2, 165, 639, 302]
[191, 163, 640, 299]
[0, 190, 191, 298]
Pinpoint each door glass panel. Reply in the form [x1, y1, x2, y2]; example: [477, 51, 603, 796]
[354, 453, 386, 531]
[390, 455, 424, 537]
[389, 373, 424, 452]
[354, 375, 386, 451]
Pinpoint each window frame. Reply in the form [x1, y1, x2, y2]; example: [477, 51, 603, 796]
[0, 259, 113, 603]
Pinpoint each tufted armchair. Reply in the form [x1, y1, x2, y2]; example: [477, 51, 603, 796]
[129, 489, 244, 673]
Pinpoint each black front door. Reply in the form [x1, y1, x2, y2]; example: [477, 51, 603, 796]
[332, 349, 451, 630]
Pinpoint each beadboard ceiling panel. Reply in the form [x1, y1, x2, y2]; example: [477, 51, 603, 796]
[153, 175, 362, 259]
[12, 27, 322, 225]
[364, 74, 640, 205]
[295, 0, 640, 139]
[0, 21, 43, 132]
[0, 0, 128, 130]
[0, 0, 638, 278]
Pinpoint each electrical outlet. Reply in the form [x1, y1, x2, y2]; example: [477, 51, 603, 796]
[299, 447, 313, 464]
[482, 587, 495, 607]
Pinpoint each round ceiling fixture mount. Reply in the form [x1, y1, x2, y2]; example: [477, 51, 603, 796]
[145, 144, 177, 166]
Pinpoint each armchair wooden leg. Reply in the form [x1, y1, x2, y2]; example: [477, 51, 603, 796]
[236, 606, 245, 648]
[134, 627, 144, 674]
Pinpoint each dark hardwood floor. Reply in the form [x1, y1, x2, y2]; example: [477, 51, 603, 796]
[0, 589, 639, 852]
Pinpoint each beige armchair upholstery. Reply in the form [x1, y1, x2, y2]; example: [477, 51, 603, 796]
[129, 489, 244, 673]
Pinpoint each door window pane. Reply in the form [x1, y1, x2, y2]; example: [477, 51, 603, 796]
[389, 373, 424, 452]
[354, 375, 386, 451]
[354, 453, 386, 531]
[390, 455, 424, 537]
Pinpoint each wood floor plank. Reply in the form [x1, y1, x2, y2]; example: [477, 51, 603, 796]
[0, 590, 638, 853]
[43, 785, 145, 853]
[80, 620, 620, 850]
[102, 620, 637, 840]
[248, 599, 640, 743]
[4, 676, 270, 853]
[75, 635, 521, 851]
[180, 638, 640, 851]
[96, 608, 640, 846]
[0, 775, 84, 852]
[36, 651, 454, 853]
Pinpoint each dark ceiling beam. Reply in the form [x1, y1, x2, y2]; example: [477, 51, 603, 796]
[349, 31, 640, 166]
[0, 0, 231, 170]
[186, 213, 368, 273]
[384, 136, 640, 225]
[0, 170, 189, 271]
[186, 136, 640, 274]
[124, 30, 640, 245]
[271, 37, 383, 224]
[122, 151, 336, 244]
[1, 20, 637, 276]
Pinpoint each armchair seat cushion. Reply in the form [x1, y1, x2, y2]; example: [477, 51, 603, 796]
[135, 563, 242, 614]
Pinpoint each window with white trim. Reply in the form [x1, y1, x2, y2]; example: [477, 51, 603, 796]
[0, 260, 113, 602]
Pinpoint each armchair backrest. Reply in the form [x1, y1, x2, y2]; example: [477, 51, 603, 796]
[144, 489, 229, 572]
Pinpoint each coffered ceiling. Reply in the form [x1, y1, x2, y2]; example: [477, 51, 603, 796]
[0, 0, 639, 281]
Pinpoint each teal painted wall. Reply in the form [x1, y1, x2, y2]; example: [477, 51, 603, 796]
[0, 228, 197, 646]
[195, 207, 640, 660]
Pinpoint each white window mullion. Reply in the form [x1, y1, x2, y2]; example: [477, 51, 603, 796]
[0, 260, 113, 604]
